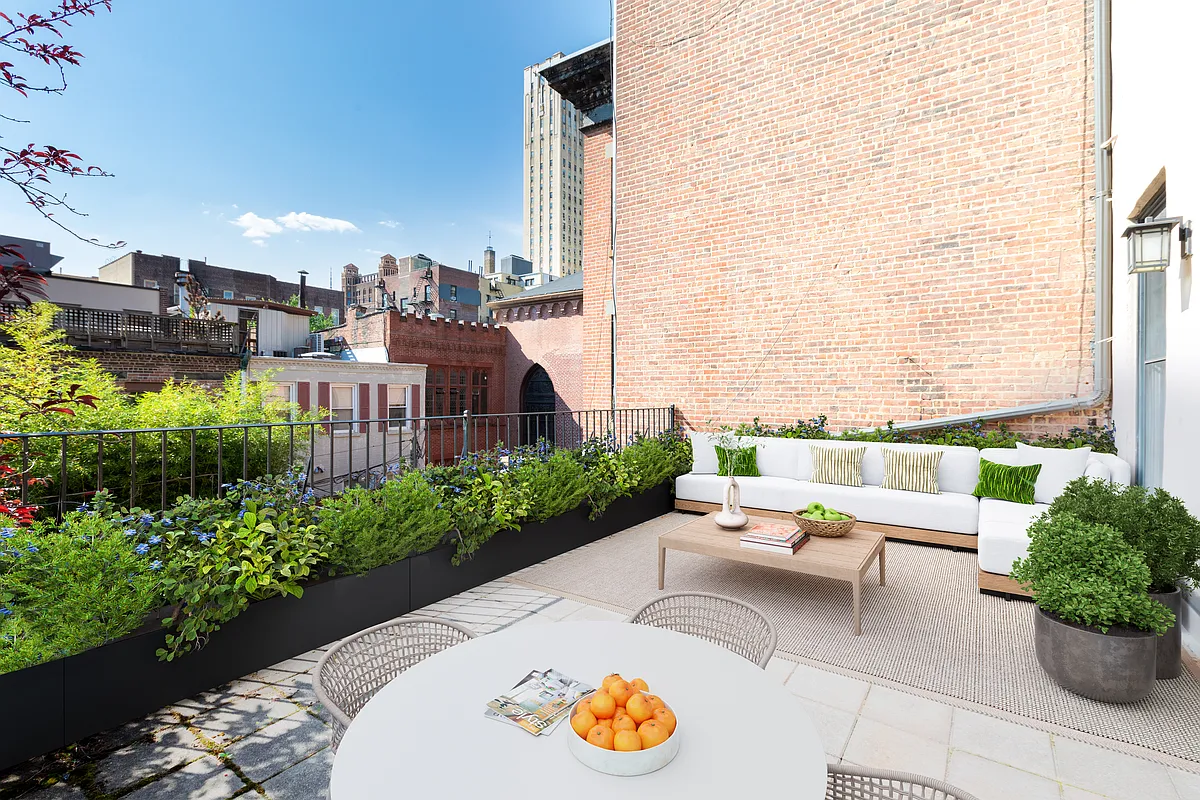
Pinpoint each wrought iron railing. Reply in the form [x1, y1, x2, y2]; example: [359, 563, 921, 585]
[2, 406, 676, 517]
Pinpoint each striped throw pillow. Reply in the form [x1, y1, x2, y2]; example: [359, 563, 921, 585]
[881, 447, 943, 494]
[808, 444, 866, 487]
[974, 459, 1041, 505]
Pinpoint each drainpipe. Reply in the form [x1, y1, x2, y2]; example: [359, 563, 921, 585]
[895, 0, 1112, 432]
[609, 6, 619, 414]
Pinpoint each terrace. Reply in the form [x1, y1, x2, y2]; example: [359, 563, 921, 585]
[0, 409, 1197, 800]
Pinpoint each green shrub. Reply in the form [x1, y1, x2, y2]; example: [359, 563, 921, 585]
[0, 509, 160, 674]
[1011, 513, 1174, 634]
[521, 448, 591, 522]
[1048, 478, 1200, 593]
[318, 472, 452, 574]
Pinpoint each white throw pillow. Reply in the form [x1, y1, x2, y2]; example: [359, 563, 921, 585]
[1083, 459, 1113, 483]
[689, 431, 719, 474]
[1015, 442, 1091, 504]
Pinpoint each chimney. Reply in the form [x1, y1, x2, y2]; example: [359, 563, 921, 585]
[298, 270, 309, 308]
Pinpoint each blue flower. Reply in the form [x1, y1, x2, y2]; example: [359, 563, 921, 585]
[263, 501, 274, 508]
[0, 607, 12, 616]
[0, 528, 14, 539]
[135, 543, 150, 555]
[194, 531, 214, 543]
[26, 545, 38, 553]
[139, 514, 154, 526]
[124, 529, 137, 537]
[161, 518, 173, 526]
[149, 560, 163, 571]
[78, 502, 90, 512]
[148, 535, 163, 545]
[238, 510, 246, 519]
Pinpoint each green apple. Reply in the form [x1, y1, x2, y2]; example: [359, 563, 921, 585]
[806, 501, 825, 513]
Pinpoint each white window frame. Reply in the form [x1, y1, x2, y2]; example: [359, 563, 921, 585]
[222, 290, 234, 300]
[329, 383, 355, 435]
[266, 382, 296, 420]
[143, 279, 159, 289]
[387, 384, 410, 431]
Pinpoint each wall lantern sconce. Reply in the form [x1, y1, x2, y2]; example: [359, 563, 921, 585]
[1122, 217, 1191, 273]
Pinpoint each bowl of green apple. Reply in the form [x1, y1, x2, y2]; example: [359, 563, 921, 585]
[792, 502, 857, 538]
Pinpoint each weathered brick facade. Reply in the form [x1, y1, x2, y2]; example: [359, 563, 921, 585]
[588, 1, 1099, 434]
[91, 352, 240, 392]
[493, 291, 584, 415]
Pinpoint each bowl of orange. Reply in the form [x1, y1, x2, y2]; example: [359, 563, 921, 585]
[565, 674, 680, 777]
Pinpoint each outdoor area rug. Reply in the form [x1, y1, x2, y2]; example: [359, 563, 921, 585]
[513, 513, 1200, 769]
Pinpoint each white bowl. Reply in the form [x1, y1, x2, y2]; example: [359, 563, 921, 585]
[565, 714, 680, 777]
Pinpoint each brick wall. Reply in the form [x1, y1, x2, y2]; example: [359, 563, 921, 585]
[582, 122, 614, 410]
[91, 351, 240, 391]
[599, 0, 1098, 434]
[495, 298, 584, 414]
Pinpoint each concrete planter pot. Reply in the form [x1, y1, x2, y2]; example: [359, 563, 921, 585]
[1149, 587, 1183, 680]
[1033, 607, 1157, 703]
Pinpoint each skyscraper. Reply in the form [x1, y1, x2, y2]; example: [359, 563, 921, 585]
[523, 53, 584, 278]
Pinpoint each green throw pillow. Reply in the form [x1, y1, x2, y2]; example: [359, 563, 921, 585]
[715, 445, 759, 477]
[973, 459, 1042, 504]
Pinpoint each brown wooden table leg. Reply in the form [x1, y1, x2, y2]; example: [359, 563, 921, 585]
[878, 541, 886, 586]
[658, 544, 666, 590]
[852, 577, 862, 636]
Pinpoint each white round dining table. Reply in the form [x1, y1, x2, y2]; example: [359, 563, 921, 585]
[330, 620, 828, 799]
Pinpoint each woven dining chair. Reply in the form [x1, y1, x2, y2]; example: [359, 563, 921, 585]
[314, 616, 476, 750]
[625, 592, 777, 668]
[826, 764, 981, 800]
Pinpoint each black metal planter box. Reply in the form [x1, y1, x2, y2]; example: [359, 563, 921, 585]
[0, 482, 672, 772]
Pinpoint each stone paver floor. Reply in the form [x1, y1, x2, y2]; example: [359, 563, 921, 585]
[2, 579, 1197, 800]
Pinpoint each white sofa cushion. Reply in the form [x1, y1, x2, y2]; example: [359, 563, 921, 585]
[1083, 459, 1112, 482]
[977, 498, 1050, 575]
[1088, 452, 1132, 486]
[689, 432, 719, 474]
[1015, 442, 1091, 504]
[673, 473, 980, 534]
[751, 437, 806, 480]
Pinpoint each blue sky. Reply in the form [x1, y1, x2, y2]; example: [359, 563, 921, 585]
[1, 0, 611, 287]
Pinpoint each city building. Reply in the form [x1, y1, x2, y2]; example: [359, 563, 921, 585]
[343, 254, 485, 322]
[546, 11, 1104, 436]
[41, 273, 159, 314]
[98, 252, 345, 321]
[0, 235, 63, 273]
[523, 52, 585, 278]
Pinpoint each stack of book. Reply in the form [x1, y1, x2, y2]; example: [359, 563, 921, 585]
[739, 521, 809, 554]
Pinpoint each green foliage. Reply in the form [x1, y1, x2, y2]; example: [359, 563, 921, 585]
[577, 438, 636, 519]
[0, 505, 160, 673]
[1011, 513, 1174, 634]
[730, 415, 1116, 454]
[156, 497, 326, 661]
[1047, 478, 1200, 593]
[520, 448, 592, 523]
[318, 472, 452, 574]
[619, 431, 692, 491]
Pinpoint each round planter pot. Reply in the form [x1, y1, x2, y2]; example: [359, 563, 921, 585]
[1149, 587, 1182, 680]
[1033, 607, 1157, 704]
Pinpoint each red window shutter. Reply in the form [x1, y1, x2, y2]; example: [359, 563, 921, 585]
[318, 382, 331, 434]
[378, 384, 388, 432]
[410, 384, 421, 429]
[297, 381, 310, 413]
[358, 382, 370, 433]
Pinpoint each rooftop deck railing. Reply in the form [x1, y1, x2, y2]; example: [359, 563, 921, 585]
[2, 406, 676, 518]
[0, 304, 240, 354]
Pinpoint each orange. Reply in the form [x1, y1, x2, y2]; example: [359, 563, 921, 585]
[613, 729, 643, 752]
[587, 725, 616, 750]
[612, 712, 637, 733]
[651, 707, 677, 734]
[600, 673, 624, 691]
[629, 678, 649, 693]
[570, 710, 598, 739]
[608, 680, 635, 707]
[637, 719, 671, 749]
[589, 691, 616, 719]
[645, 694, 666, 711]
[596, 717, 613, 729]
[574, 697, 592, 717]
[625, 693, 654, 725]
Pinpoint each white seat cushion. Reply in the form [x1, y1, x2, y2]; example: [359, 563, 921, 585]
[1014, 442, 1091, 504]
[977, 498, 1050, 575]
[675, 473, 805, 512]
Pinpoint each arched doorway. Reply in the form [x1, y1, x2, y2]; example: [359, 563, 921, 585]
[520, 365, 556, 445]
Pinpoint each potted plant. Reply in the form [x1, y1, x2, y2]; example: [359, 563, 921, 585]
[1048, 479, 1200, 679]
[1011, 512, 1174, 703]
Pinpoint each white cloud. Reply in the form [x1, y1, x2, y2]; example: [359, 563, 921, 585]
[231, 212, 283, 239]
[277, 212, 359, 234]
[378, 219, 402, 229]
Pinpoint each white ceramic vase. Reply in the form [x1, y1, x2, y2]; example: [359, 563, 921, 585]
[713, 475, 748, 530]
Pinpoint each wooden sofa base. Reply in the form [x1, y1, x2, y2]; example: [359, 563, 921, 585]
[673, 499, 979, 551]
[977, 569, 1033, 600]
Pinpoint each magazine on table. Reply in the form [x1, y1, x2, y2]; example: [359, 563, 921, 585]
[739, 521, 800, 542]
[485, 668, 595, 735]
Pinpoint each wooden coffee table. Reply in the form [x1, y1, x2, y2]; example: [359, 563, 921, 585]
[659, 513, 886, 635]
